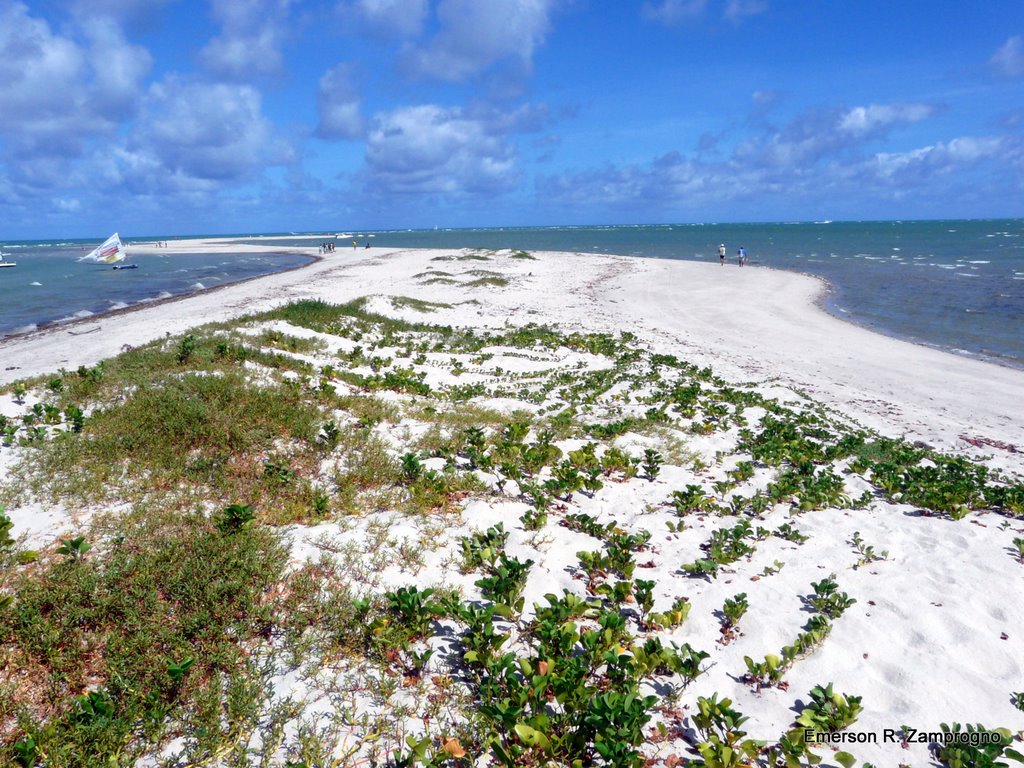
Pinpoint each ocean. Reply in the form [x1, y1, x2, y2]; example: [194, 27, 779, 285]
[0, 241, 311, 337]
[2, 220, 1022, 367]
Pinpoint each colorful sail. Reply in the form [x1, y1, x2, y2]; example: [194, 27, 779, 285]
[79, 232, 126, 263]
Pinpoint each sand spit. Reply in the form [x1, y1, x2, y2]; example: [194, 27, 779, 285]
[0, 242, 1022, 766]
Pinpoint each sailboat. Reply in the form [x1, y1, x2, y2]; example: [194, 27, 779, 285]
[79, 232, 135, 268]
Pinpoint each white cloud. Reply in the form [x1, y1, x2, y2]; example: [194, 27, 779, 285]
[316, 63, 364, 140]
[724, 0, 767, 22]
[0, 4, 86, 126]
[54, 197, 82, 212]
[365, 104, 518, 194]
[337, 0, 428, 39]
[641, 0, 707, 25]
[989, 35, 1024, 79]
[127, 77, 292, 183]
[404, 0, 555, 81]
[538, 113, 1014, 216]
[838, 103, 937, 138]
[871, 136, 1007, 181]
[80, 17, 153, 117]
[641, 0, 765, 25]
[198, 0, 294, 80]
[734, 101, 939, 170]
[0, 2, 149, 154]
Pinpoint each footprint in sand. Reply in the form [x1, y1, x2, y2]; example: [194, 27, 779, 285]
[987, 605, 1007, 622]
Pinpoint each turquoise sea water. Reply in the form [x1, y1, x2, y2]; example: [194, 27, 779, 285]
[2, 220, 1022, 367]
[0, 241, 311, 337]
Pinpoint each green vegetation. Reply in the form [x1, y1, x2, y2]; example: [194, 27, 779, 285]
[390, 296, 454, 312]
[1, 506, 287, 766]
[795, 683, 863, 733]
[0, 295, 1020, 765]
[931, 723, 1024, 768]
[464, 275, 511, 288]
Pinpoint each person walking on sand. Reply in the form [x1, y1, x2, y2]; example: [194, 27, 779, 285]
[718, 244, 726, 266]
[738, 246, 747, 266]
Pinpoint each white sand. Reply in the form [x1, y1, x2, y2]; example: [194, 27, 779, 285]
[2, 240, 1023, 764]
[2, 239, 1020, 468]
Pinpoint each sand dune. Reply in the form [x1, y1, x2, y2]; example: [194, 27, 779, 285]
[1, 242, 1021, 765]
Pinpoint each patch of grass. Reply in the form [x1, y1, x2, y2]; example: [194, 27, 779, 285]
[332, 393, 402, 427]
[24, 370, 325, 509]
[420, 277, 462, 286]
[390, 296, 453, 313]
[465, 276, 511, 288]
[510, 250, 536, 260]
[1, 507, 288, 766]
[278, 554, 375, 666]
[258, 298, 356, 329]
[253, 328, 327, 354]
[330, 431, 402, 514]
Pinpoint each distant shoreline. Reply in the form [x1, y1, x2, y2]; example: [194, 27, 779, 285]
[0, 239, 323, 345]
[1, 241, 1019, 460]
[5, 222, 1021, 366]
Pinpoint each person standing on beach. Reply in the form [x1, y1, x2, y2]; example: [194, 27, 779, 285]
[739, 246, 747, 266]
[718, 244, 726, 265]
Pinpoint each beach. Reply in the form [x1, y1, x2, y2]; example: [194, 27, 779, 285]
[3, 238, 1020, 463]
[1, 239, 1022, 765]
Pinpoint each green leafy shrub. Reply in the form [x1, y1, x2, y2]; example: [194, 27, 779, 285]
[931, 723, 1023, 768]
[671, 484, 716, 516]
[692, 693, 749, 742]
[55, 536, 90, 560]
[641, 448, 663, 481]
[850, 530, 889, 568]
[215, 503, 256, 533]
[721, 593, 749, 628]
[475, 553, 534, 615]
[459, 523, 508, 571]
[808, 575, 856, 618]
[795, 683, 863, 732]
[379, 586, 438, 641]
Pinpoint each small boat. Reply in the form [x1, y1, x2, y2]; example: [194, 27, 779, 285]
[0, 261, 15, 268]
[79, 232, 129, 265]
[112, 263, 138, 270]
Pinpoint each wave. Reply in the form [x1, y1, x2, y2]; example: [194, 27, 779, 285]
[55, 309, 94, 324]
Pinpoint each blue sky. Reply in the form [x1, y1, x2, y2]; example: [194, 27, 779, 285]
[0, 0, 1022, 238]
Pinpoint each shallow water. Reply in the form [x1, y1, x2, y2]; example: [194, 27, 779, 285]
[3, 220, 1022, 367]
[265, 220, 1024, 367]
[0, 241, 311, 337]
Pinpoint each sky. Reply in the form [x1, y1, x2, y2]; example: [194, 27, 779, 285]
[0, 0, 1022, 239]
